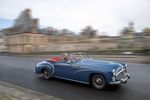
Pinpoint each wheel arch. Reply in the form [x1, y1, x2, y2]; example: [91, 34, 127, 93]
[89, 72, 108, 84]
[39, 63, 55, 76]
[41, 68, 48, 73]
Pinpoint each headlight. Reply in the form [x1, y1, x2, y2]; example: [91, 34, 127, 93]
[124, 64, 127, 71]
[112, 69, 116, 81]
[112, 69, 116, 76]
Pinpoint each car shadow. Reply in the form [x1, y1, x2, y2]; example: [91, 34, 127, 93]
[36, 76, 122, 92]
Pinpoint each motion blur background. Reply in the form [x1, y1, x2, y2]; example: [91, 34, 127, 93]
[0, 0, 150, 55]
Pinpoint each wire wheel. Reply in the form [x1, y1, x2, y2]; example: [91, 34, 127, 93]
[42, 69, 51, 79]
[91, 74, 106, 90]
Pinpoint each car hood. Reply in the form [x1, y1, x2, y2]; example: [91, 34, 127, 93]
[75, 59, 124, 71]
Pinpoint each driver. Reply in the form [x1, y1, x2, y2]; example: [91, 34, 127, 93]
[62, 53, 69, 62]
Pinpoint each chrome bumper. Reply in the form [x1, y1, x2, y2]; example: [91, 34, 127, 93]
[109, 74, 130, 85]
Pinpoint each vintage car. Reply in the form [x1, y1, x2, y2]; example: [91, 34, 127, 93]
[34, 53, 130, 89]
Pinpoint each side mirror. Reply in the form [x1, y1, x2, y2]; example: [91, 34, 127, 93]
[67, 60, 71, 64]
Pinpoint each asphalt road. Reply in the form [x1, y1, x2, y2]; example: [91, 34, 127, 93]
[0, 55, 150, 100]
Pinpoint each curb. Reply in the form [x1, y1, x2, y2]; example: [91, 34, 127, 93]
[0, 81, 62, 100]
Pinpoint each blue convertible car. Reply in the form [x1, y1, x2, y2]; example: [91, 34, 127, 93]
[34, 53, 130, 89]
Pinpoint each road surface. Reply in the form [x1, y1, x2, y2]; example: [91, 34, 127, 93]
[0, 55, 150, 100]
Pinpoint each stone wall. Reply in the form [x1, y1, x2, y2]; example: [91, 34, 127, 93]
[41, 42, 117, 52]
[6, 33, 49, 53]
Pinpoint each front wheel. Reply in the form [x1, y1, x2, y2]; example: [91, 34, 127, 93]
[90, 74, 107, 90]
[41, 69, 51, 79]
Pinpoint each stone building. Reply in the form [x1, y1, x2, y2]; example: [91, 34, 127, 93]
[118, 22, 150, 50]
[6, 33, 48, 53]
[2, 9, 48, 53]
[1, 9, 117, 53]
[0, 32, 7, 52]
[45, 36, 117, 52]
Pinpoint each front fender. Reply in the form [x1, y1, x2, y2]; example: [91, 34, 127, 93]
[88, 71, 112, 84]
[72, 69, 111, 83]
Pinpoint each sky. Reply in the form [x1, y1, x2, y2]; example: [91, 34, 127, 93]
[0, 0, 150, 36]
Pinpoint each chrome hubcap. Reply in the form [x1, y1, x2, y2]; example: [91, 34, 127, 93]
[95, 77, 103, 85]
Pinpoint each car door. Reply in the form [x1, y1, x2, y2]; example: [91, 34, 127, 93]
[53, 61, 79, 79]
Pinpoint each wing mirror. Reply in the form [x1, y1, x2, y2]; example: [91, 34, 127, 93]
[67, 60, 71, 64]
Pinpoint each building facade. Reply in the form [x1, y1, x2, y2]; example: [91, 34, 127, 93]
[118, 23, 150, 50]
[45, 36, 117, 52]
[1, 9, 118, 53]
[1, 9, 49, 53]
[6, 33, 48, 53]
[0, 32, 7, 52]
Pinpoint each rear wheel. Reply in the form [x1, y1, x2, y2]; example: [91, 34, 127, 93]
[41, 69, 51, 79]
[90, 74, 107, 90]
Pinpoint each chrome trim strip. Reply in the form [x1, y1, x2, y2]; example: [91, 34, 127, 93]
[73, 69, 89, 74]
[54, 76, 89, 84]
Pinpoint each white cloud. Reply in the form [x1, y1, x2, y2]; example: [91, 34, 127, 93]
[0, 0, 150, 35]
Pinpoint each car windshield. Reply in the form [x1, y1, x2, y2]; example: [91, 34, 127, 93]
[70, 53, 90, 62]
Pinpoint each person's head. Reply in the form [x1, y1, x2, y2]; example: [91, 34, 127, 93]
[62, 53, 68, 58]
[62, 53, 69, 61]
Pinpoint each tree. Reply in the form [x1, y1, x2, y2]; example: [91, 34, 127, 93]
[120, 27, 133, 36]
[59, 29, 75, 36]
[80, 26, 97, 37]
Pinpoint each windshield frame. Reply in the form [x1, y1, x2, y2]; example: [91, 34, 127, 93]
[69, 53, 90, 62]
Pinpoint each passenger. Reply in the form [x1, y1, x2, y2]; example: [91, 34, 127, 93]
[62, 53, 69, 62]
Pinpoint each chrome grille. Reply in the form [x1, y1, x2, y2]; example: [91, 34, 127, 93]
[116, 70, 127, 81]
